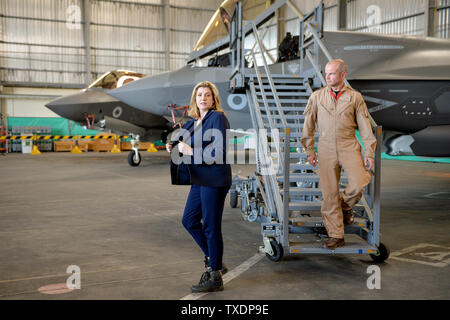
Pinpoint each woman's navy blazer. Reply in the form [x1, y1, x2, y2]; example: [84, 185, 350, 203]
[178, 110, 232, 187]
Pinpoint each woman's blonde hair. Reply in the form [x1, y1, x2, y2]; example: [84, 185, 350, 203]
[188, 81, 225, 119]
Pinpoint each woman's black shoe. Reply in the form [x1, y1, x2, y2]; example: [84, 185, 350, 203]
[191, 270, 224, 293]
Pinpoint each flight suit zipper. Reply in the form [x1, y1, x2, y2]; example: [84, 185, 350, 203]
[332, 91, 339, 158]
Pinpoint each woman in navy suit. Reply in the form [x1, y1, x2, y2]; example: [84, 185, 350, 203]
[166, 81, 231, 292]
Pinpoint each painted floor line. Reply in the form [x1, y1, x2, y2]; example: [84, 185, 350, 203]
[180, 253, 264, 300]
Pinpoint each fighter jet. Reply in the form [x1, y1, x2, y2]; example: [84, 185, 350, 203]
[107, 0, 450, 157]
[45, 70, 174, 165]
[45, 70, 172, 141]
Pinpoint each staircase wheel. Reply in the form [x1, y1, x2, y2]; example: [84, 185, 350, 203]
[266, 239, 283, 262]
[370, 242, 390, 263]
[229, 190, 238, 208]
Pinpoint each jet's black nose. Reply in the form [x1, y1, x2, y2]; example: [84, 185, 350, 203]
[45, 91, 92, 122]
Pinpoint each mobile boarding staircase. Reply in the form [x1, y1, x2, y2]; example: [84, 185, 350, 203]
[229, 1, 389, 262]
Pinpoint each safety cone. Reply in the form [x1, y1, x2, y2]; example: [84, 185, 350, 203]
[31, 144, 41, 155]
[71, 145, 83, 153]
[31, 134, 41, 155]
[72, 136, 83, 154]
[110, 135, 121, 153]
[147, 143, 157, 152]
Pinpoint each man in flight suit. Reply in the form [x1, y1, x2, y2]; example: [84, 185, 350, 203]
[301, 59, 376, 250]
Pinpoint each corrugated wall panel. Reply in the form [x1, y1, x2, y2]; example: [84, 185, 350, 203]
[1, 0, 85, 85]
[90, 0, 165, 78]
[170, 6, 215, 69]
[171, 0, 220, 10]
[0, 0, 220, 86]
[438, 0, 450, 38]
[106, 0, 163, 4]
[284, 0, 337, 35]
[169, 0, 223, 69]
[324, 2, 338, 31]
[347, 0, 425, 35]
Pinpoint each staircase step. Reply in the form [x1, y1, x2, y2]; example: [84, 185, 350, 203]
[287, 234, 377, 254]
[288, 201, 322, 211]
[267, 106, 305, 111]
[269, 141, 304, 147]
[282, 187, 346, 196]
[272, 123, 304, 129]
[257, 91, 310, 97]
[289, 163, 318, 170]
[255, 85, 306, 90]
[259, 77, 305, 83]
[271, 152, 308, 159]
[280, 173, 319, 182]
[289, 214, 367, 228]
[251, 73, 305, 79]
[271, 153, 312, 159]
[267, 142, 314, 150]
[288, 201, 360, 212]
[262, 114, 305, 120]
[267, 131, 315, 138]
[257, 98, 309, 104]
[281, 187, 322, 196]
[277, 173, 348, 183]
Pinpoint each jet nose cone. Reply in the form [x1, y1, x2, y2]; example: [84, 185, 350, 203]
[45, 95, 69, 115]
[45, 91, 89, 121]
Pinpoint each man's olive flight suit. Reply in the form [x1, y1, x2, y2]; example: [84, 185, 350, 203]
[301, 86, 376, 239]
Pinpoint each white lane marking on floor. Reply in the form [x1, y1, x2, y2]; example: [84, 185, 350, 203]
[180, 253, 264, 300]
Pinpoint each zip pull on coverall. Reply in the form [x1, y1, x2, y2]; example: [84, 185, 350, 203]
[301, 85, 376, 239]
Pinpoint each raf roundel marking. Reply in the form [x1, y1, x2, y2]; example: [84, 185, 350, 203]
[112, 106, 123, 118]
[228, 94, 247, 110]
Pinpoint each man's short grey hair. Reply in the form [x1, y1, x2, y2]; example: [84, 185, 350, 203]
[327, 59, 347, 73]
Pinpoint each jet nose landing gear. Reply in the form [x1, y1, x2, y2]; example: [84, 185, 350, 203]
[128, 134, 142, 167]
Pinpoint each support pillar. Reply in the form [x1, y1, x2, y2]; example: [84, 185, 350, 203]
[164, 0, 171, 71]
[82, 0, 91, 86]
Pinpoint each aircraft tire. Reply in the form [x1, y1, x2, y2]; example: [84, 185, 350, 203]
[128, 151, 141, 167]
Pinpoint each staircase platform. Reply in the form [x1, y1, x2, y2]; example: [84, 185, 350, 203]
[277, 173, 348, 184]
[288, 234, 377, 255]
[289, 215, 368, 228]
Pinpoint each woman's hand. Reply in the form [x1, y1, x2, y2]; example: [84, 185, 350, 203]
[165, 142, 173, 153]
[178, 141, 193, 156]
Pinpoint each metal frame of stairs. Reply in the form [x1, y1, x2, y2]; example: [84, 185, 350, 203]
[230, 1, 389, 262]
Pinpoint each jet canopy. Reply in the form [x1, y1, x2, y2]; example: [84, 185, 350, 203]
[88, 70, 145, 89]
[193, 0, 267, 51]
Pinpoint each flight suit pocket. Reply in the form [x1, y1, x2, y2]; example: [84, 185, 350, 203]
[317, 102, 333, 115]
[340, 104, 357, 125]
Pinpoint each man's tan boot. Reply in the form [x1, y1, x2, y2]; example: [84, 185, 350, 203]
[323, 237, 345, 250]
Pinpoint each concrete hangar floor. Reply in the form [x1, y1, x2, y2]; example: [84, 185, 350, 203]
[0, 151, 449, 300]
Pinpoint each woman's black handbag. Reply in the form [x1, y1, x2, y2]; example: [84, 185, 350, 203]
[170, 158, 191, 185]
[169, 121, 195, 185]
